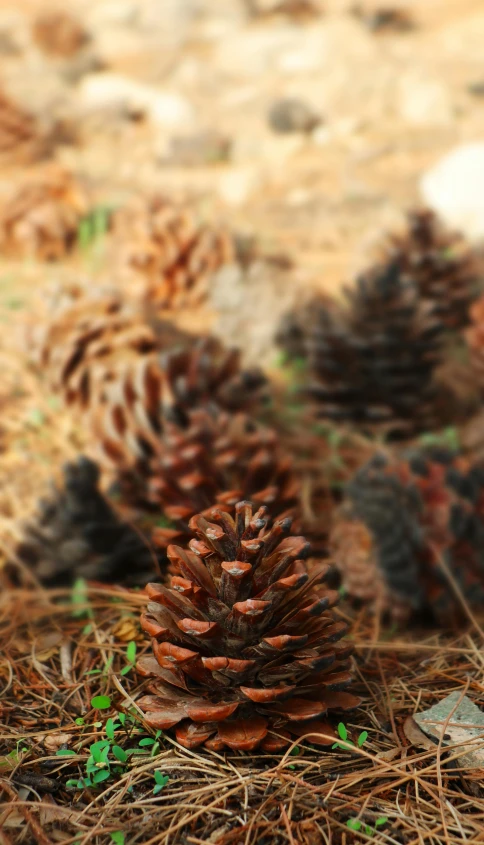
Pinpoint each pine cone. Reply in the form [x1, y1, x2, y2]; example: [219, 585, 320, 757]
[0, 167, 89, 260]
[466, 294, 484, 389]
[32, 12, 89, 58]
[0, 89, 51, 165]
[137, 500, 359, 751]
[89, 336, 268, 467]
[111, 196, 233, 310]
[382, 210, 480, 330]
[17, 457, 159, 587]
[108, 410, 299, 548]
[306, 262, 445, 436]
[331, 450, 484, 623]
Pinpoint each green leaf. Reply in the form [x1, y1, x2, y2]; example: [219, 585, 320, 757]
[154, 771, 169, 787]
[357, 731, 368, 747]
[55, 749, 76, 757]
[150, 742, 160, 756]
[289, 746, 300, 757]
[337, 723, 347, 741]
[118, 714, 126, 726]
[92, 769, 111, 784]
[139, 738, 155, 747]
[72, 578, 89, 618]
[66, 779, 80, 788]
[75, 718, 85, 726]
[91, 695, 112, 710]
[105, 719, 116, 740]
[110, 833, 125, 845]
[120, 664, 133, 676]
[375, 817, 388, 827]
[347, 819, 361, 831]
[112, 745, 127, 763]
[126, 641, 137, 663]
[89, 740, 110, 761]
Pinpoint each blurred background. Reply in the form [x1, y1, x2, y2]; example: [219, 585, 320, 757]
[1, 0, 484, 525]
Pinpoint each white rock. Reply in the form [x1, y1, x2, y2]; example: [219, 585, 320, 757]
[217, 167, 260, 206]
[399, 73, 452, 126]
[78, 73, 195, 127]
[421, 143, 484, 241]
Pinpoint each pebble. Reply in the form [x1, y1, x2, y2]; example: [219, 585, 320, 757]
[420, 143, 484, 241]
[78, 73, 195, 127]
[399, 73, 453, 126]
[268, 97, 321, 133]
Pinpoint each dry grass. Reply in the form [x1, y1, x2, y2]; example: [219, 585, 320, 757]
[1, 583, 484, 845]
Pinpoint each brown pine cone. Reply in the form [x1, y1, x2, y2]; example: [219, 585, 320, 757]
[111, 196, 233, 310]
[16, 457, 159, 587]
[305, 262, 446, 437]
[107, 410, 299, 548]
[466, 294, 484, 389]
[137, 500, 359, 751]
[32, 12, 89, 58]
[331, 450, 484, 624]
[0, 167, 89, 260]
[382, 209, 480, 330]
[0, 89, 51, 166]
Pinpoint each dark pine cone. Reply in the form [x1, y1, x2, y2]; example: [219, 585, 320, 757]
[305, 261, 446, 437]
[383, 209, 481, 330]
[137, 500, 359, 751]
[109, 410, 299, 550]
[17, 457, 159, 587]
[331, 449, 484, 624]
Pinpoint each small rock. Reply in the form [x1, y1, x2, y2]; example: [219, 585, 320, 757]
[351, 5, 414, 33]
[217, 166, 260, 206]
[421, 143, 484, 241]
[468, 81, 484, 97]
[399, 73, 452, 126]
[78, 73, 195, 127]
[164, 131, 231, 166]
[268, 97, 321, 134]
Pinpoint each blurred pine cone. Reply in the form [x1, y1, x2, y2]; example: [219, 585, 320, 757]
[111, 196, 234, 310]
[0, 167, 89, 260]
[382, 209, 481, 330]
[32, 11, 89, 58]
[17, 457, 159, 587]
[108, 410, 299, 548]
[466, 294, 484, 388]
[137, 500, 359, 751]
[33, 291, 267, 462]
[305, 262, 446, 436]
[331, 450, 484, 623]
[0, 89, 51, 166]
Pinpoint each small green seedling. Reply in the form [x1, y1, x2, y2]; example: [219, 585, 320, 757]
[110, 833, 125, 845]
[153, 770, 169, 796]
[347, 816, 388, 836]
[332, 723, 368, 752]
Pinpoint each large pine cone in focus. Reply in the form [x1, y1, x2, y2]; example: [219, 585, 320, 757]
[0, 89, 51, 166]
[331, 450, 484, 624]
[382, 209, 480, 330]
[108, 410, 299, 548]
[0, 167, 89, 259]
[306, 262, 445, 436]
[137, 500, 359, 751]
[17, 457, 159, 587]
[111, 196, 234, 310]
